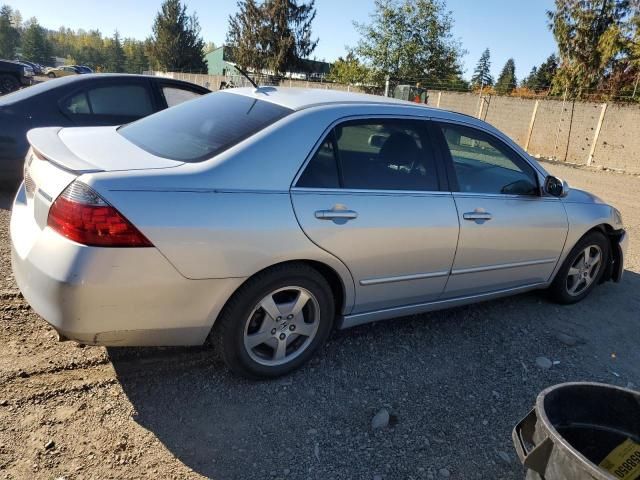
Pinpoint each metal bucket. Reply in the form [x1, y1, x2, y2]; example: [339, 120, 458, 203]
[513, 382, 640, 480]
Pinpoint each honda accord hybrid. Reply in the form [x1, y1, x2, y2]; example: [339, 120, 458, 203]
[10, 87, 628, 378]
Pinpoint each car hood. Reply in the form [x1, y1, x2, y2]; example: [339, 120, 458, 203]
[27, 126, 184, 173]
[563, 187, 606, 205]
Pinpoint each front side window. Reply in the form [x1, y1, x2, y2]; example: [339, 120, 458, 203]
[297, 119, 439, 191]
[438, 123, 538, 195]
[120, 92, 292, 163]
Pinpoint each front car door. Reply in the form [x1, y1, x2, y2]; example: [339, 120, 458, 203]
[291, 117, 459, 314]
[431, 121, 568, 297]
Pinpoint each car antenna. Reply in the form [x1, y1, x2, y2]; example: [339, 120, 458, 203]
[233, 65, 259, 90]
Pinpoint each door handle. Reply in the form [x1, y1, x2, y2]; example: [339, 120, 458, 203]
[315, 209, 358, 220]
[463, 210, 493, 222]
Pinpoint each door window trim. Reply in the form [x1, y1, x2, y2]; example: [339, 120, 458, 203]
[291, 114, 450, 194]
[430, 119, 542, 197]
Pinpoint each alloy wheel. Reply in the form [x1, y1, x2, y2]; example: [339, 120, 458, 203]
[566, 245, 603, 296]
[243, 286, 321, 367]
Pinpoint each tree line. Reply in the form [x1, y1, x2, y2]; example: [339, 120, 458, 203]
[0, 0, 639, 101]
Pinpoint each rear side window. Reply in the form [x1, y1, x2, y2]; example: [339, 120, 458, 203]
[162, 86, 203, 107]
[119, 92, 292, 162]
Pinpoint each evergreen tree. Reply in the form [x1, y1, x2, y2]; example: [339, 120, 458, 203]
[0, 5, 20, 59]
[547, 0, 632, 97]
[495, 58, 516, 94]
[471, 48, 493, 88]
[104, 31, 125, 72]
[148, 0, 207, 73]
[351, 0, 464, 87]
[21, 19, 52, 65]
[523, 54, 558, 91]
[227, 0, 269, 73]
[227, 0, 319, 76]
[123, 38, 148, 73]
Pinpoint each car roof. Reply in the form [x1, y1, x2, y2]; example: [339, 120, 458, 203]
[0, 73, 209, 105]
[226, 86, 433, 111]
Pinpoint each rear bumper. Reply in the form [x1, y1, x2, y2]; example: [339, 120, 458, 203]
[10, 184, 244, 346]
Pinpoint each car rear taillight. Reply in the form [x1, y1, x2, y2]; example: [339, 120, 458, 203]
[47, 181, 153, 247]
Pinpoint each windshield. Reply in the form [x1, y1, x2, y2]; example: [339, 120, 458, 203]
[119, 91, 293, 163]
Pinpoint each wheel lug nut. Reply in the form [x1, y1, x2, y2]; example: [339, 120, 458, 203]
[271, 328, 277, 335]
[276, 316, 282, 321]
[287, 314, 294, 320]
[279, 333, 286, 340]
[289, 324, 295, 331]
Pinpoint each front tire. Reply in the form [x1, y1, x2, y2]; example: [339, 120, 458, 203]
[548, 231, 610, 304]
[213, 264, 335, 379]
[0, 74, 19, 95]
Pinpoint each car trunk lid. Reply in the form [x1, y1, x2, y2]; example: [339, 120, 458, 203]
[24, 126, 183, 230]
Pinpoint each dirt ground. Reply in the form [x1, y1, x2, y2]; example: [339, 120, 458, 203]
[0, 162, 638, 480]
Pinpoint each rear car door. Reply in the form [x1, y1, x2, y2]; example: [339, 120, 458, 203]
[431, 121, 568, 297]
[60, 79, 156, 126]
[291, 118, 459, 314]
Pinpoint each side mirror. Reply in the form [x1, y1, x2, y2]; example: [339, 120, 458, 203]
[544, 176, 570, 198]
[368, 134, 387, 149]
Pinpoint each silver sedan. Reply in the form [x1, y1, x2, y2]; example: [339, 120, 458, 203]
[10, 88, 628, 378]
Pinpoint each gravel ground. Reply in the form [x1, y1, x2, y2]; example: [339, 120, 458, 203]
[0, 162, 638, 480]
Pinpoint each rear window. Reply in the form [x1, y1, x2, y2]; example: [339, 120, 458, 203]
[119, 92, 292, 162]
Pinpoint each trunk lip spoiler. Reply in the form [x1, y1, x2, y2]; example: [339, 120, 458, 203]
[26, 127, 104, 174]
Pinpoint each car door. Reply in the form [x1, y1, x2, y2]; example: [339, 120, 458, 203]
[59, 79, 156, 126]
[431, 121, 568, 297]
[291, 118, 459, 314]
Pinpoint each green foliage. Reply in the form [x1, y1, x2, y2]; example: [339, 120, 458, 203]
[227, 0, 318, 76]
[147, 0, 207, 73]
[0, 5, 20, 58]
[351, 0, 464, 87]
[547, 0, 636, 97]
[495, 58, 516, 94]
[123, 38, 149, 74]
[471, 48, 493, 88]
[522, 54, 558, 91]
[104, 31, 125, 73]
[21, 18, 52, 65]
[327, 52, 369, 84]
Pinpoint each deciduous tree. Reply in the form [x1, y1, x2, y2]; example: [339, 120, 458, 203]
[351, 0, 464, 87]
[0, 5, 20, 59]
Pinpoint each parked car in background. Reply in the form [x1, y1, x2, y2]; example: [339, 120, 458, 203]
[46, 66, 81, 78]
[0, 73, 209, 186]
[0, 59, 34, 94]
[72, 65, 93, 74]
[10, 88, 627, 379]
[15, 60, 44, 76]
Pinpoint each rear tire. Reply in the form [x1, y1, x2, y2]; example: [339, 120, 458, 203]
[548, 231, 610, 304]
[0, 75, 19, 95]
[47, 72, 56, 78]
[213, 264, 335, 379]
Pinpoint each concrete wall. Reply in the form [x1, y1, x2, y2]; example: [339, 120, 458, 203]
[426, 91, 640, 174]
[147, 71, 640, 174]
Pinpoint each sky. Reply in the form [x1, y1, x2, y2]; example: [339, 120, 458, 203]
[8, 0, 558, 80]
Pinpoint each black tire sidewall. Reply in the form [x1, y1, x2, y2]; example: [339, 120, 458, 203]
[551, 231, 610, 304]
[0, 75, 18, 94]
[218, 266, 335, 379]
